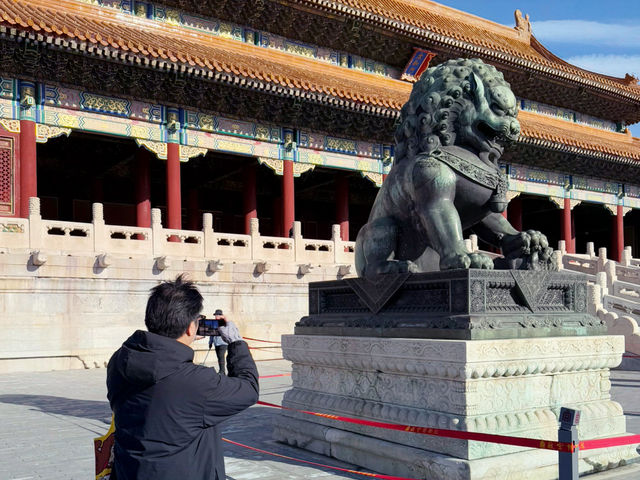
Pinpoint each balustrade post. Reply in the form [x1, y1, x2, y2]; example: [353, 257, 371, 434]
[28, 197, 42, 251]
[597, 247, 608, 273]
[203, 213, 215, 258]
[595, 271, 608, 298]
[621, 246, 632, 267]
[604, 260, 617, 291]
[250, 217, 261, 260]
[587, 283, 602, 317]
[332, 224, 343, 263]
[292, 221, 303, 262]
[586, 242, 595, 258]
[151, 208, 164, 257]
[555, 250, 564, 271]
[469, 234, 478, 253]
[558, 240, 566, 255]
[92, 203, 106, 253]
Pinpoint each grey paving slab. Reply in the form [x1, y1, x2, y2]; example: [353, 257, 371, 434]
[0, 358, 639, 479]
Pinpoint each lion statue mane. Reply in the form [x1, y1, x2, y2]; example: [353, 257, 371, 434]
[355, 58, 556, 278]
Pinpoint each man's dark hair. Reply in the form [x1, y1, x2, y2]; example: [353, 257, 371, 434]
[145, 275, 203, 338]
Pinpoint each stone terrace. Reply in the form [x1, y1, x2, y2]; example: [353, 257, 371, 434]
[1, 356, 640, 480]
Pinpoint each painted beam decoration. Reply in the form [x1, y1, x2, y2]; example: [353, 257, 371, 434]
[401, 49, 437, 82]
[0, 72, 638, 202]
[0, 76, 390, 183]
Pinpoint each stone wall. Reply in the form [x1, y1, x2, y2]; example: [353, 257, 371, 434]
[0, 199, 357, 373]
[0, 253, 336, 372]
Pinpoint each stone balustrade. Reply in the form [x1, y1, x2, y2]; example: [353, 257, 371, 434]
[557, 241, 640, 355]
[3, 203, 640, 373]
[0, 197, 355, 267]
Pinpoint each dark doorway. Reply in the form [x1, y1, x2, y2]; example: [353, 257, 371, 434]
[573, 202, 614, 255]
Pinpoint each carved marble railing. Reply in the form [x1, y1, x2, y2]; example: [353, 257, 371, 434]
[562, 255, 598, 278]
[0, 197, 355, 268]
[558, 242, 640, 355]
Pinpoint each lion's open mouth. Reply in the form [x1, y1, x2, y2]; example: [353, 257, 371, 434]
[475, 121, 507, 159]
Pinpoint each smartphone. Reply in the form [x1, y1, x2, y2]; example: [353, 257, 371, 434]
[197, 317, 226, 336]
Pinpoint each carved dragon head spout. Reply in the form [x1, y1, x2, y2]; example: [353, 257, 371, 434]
[394, 58, 520, 166]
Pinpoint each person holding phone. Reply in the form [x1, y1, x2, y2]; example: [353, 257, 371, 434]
[106, 275, 258, 480]
[211, 309, 229, 375]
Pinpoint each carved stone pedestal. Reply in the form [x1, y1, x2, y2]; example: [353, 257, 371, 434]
[275, 335, 638, 479]
[275, 272, 639, 479]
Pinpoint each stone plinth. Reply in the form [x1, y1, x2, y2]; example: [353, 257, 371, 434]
[297, 270, 606, 340]
[275, 334, 639, 479]
[277, 271, 638, 479]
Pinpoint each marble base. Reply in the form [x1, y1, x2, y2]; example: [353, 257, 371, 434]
[275, 334, 640, 479]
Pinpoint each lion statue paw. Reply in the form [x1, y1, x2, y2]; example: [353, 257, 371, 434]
[497, 230, 558, 271]
[440, 251, 494, 270]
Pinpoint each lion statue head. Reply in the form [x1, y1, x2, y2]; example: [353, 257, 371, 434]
[394, 58, 521, 166]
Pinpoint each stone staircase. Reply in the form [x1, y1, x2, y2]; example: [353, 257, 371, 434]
[471, 235, 640, 357]
[557, 243, 640, 357]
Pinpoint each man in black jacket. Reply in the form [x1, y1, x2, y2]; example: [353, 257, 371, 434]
[107, 275, 259, 480]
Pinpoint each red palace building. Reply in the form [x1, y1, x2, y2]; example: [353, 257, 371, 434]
[1, 0, 640, 259]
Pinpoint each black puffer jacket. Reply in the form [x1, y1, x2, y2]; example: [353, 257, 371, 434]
[107, 330, 259, 480]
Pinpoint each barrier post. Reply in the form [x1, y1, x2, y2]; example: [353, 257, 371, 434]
[558, 407, 580, 480]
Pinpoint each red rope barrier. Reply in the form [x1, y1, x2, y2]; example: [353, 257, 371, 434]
[222, 437, 418, 480]
[623, 354, 640, 358]
[255, 357, 285, 362]
[581, 434, 640, 451]
[243, 337, 282, 344]
[256, 400, 573, 452]
[259, 373, 292, 379]
[257, 401, 640, 452]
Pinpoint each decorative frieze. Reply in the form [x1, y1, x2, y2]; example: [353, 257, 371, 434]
[135, 139, 167, 160]
[520, 98, 618, 132]
[179, 145, 207, 162]
[282, 335, 623, 380]
[0, 120, 19, 134]
[35, 124, 72, 144]
[78, 0, 400, 79]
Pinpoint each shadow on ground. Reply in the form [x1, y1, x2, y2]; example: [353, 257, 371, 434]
[0, 395, 366, 479]
[0, 394, 112, 424]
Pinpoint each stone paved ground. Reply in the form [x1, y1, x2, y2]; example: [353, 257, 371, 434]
[1, 356, 640, 480]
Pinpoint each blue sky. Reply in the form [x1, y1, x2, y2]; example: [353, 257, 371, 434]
[438, 1, 640, 136]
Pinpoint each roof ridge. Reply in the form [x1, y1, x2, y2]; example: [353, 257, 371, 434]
[385, 0, 525, 40]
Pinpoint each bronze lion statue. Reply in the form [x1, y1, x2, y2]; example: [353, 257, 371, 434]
[355, 58, 556, 278]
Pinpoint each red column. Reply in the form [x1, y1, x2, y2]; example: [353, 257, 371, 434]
[562, 198, 574, 253]
[336, 174, 349, 241]
[19, 119, 36, 217]
[282, 160, 294, 237]
[508, 197, 523, 231]
[614, 205, 624, 262]
[135, 148, 151, 228]
[187, 189, 199, 231]
[243, 163, 257, 235]
[166, 142, 181, 230]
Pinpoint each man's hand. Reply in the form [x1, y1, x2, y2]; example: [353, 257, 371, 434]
[218, 320, 242, 344]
